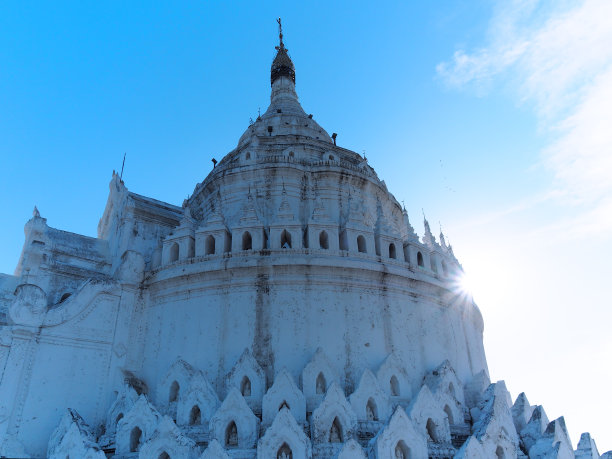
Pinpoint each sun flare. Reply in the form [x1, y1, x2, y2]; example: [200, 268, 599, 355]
[459, 271, 475, 296]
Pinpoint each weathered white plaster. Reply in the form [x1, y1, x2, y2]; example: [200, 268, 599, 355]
[465, 370, 491, 413]
[100, 384, 139, 446]
[138, 416, 198, 459]
[367, 406, 427, 459]
[115, 395, 162, 456]
[406, 385, 451, 444]
[422, 360, 466, 428]
[176, 371, 220, 428]
[226, 348, 267, 411]
[529, 417, 575, 459]
[335, 438, 366, 458]
[471, 382, 519, 459]
[376, 354, 412, 403]
[262, 367, 306, 427]
[575, 432, 600, 459]
[257, 407, 312, 459]
[454, 436, 488, 459]
[200, 439, 230, 459]
[512, 392, 534, 437]
[521, 405, 551, 453]
[310, 383, 357, 444]
[156, 359, 198, 420]
[47, 409, 105, 459]
[209, 388, 259, 449]
[349, 369, 391, 423]
[301, 348, 340, 412]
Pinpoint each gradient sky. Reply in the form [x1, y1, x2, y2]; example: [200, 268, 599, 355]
[1, 1, 610, 452]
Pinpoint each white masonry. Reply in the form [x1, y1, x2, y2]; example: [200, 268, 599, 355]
[0, 23, 606, 459]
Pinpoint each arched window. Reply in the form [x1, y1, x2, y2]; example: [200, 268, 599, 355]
[115, 413, 124, 426]
[395, 440, 410, 459]
[245, 152, 251, 160]
[389, 243, 396, 259]
[366, 398, 378, 421]
[328, 154, 335, 161]
[442, 261, 448, 276]
[390, 375, 400, 396]
[159, 452, 170, 459]
[426, 418, 438, 442]
[280, 229, 292, 249]
[241, 376, 251, 397]
[59, 292, 71, 303]
[417, 251, 424, 267]
[319, 231, 329, 249]
[431, 258, 438, 273]
[448, 382, 456, 399]
[169, 381, 179, 403]
[496, 446, 505, 459]
[225, 421, 238, 447]
[357, 235, 367, 253]
[329, 417, 343, 443]
[279, 400, 290, 411]
[169, 242, 179, 262]
[444, 405, 454, 425]
[288, 151, 294, 158]
[130, 426, 142, 453]
[189, 405, 201, 425]
[242, 231, 252, 251]
[205, 235, 215, 255]
[316, 372, 326, 395]
[277, 442, 292, 459]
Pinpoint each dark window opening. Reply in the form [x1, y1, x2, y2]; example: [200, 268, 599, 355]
[357, 235, 367, 253]
[242, 232, 252, 251]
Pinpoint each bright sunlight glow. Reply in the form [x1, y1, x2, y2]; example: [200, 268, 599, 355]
[459, 271, 475, 296]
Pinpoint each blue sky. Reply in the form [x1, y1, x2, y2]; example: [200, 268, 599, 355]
[1, 1, 611, 451]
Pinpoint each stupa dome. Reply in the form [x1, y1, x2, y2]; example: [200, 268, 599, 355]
[0, 19, 598, 459]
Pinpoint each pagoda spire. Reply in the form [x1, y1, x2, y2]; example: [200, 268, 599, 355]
[402, 206, 418, 241]
[422, 211, 437, 248]
[277, 17, 285, 50]
[271, 18, 295, 86]
[439, 222, 448, 249]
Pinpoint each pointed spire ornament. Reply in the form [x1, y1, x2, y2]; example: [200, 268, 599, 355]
[241, 187, 260, 224]
[271, 18, 295, 86]
[277, 184, 294, 221]
[422, 211, 437, 247]
[402, 206, 418, 241]
[33, 206, 40, 218]
[277, 17, 284, 50]
[439, 222, 448, 249]
[422, 210, 432, 235]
